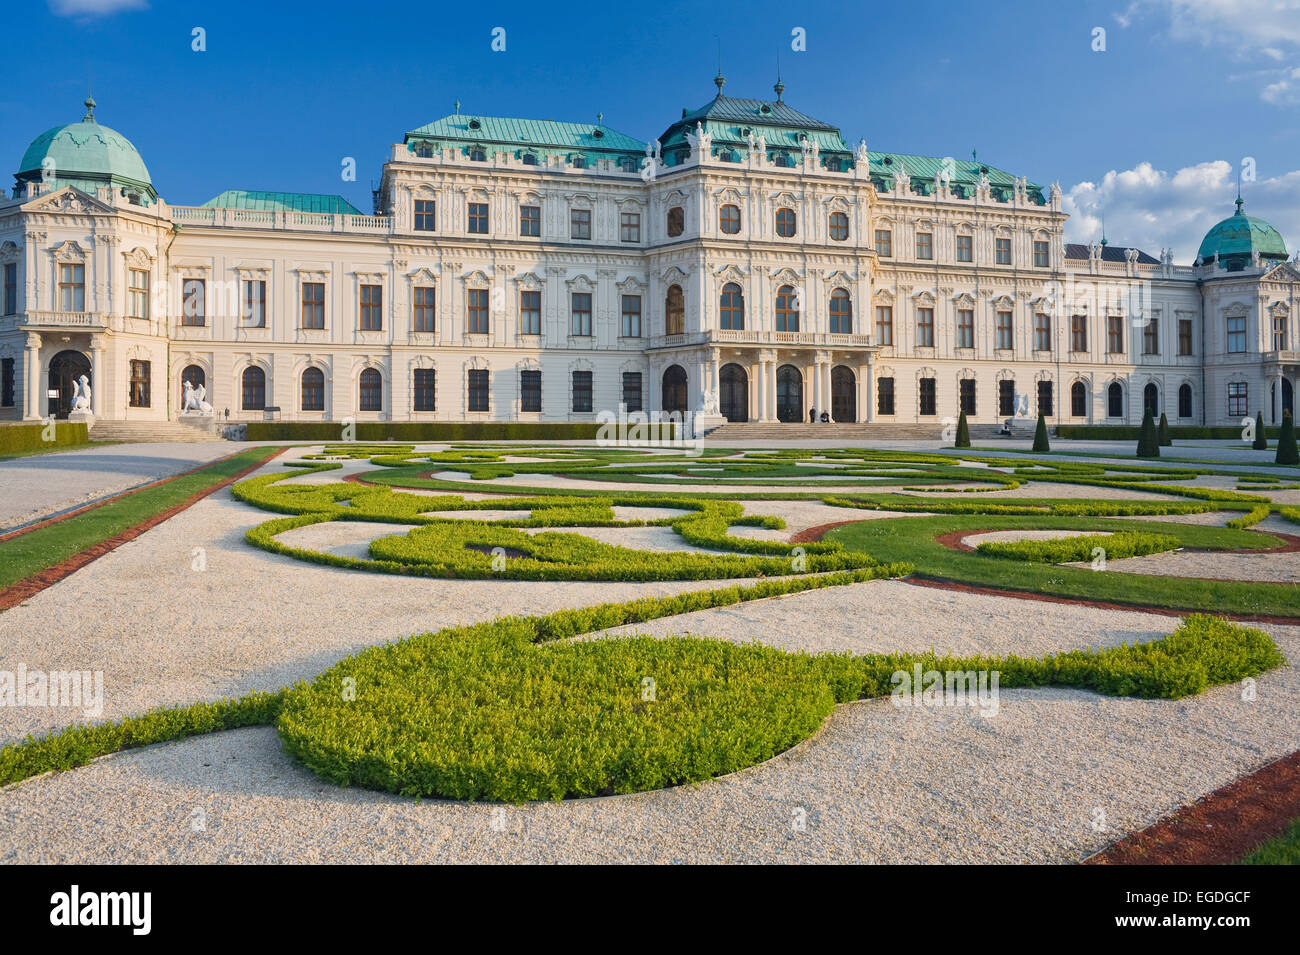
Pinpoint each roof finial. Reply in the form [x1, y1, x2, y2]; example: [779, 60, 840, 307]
[1235, 167, 1244, 214]
[774, 51, 784, 102]
[714, 36, 725, 94]
[83, 82, 96, 123]
[1100, 207, 1108, 246]
[454, 99, 460, 115]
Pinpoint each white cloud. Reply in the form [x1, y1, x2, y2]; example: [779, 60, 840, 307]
[48, 0, 148, 17]
[1122, 0, 1300, 104]
[1063, 160, 1300, 263]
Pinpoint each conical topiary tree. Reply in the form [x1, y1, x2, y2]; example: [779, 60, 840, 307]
[954, 409, 970, 448]
[1253, 410, 1268, 450]
[1136, 407, 1160, 458]
[1158, 412, 1171, 447]
[1277, 409, 1299, 465]
[1032, 411, 1050, 452]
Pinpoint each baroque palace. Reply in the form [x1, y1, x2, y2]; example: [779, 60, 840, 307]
[1, 77, 1298, 432]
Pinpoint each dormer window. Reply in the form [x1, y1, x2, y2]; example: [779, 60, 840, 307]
[620, 157, 638, 173]
[470, 148, 486, 162]
[522, 153, 537, 165]
[468, 119, 482, 130]
[572, 155, 587, 169]
[415, 143, 433, 158]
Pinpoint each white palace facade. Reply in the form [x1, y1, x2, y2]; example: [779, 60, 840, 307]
[2, 80, 1298, 432]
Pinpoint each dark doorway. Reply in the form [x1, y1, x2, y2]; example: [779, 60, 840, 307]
[181, 364, 205, 406]
[661, 364, 687, 415]
[1143, 382, 1158, 416]
[776, 365, 803, 422]
[831, 366, 856, 422]
[720, 363, 748, 422]
[48, 349, 90, 419]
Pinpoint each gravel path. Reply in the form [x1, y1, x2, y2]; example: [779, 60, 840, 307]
[0, 440, 237, 530]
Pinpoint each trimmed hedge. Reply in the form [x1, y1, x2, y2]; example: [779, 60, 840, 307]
[1057, 424, 1282, 441]
[975, 530, 1179, 563]
[0, 421, 89, 454]
[243, 421, 662, 442]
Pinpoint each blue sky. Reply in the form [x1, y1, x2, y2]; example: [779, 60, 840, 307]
[7, 0, 1300, 260]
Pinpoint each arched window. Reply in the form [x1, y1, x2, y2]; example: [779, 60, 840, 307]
[775, 207, 796, 238]
[180, 364, 205, 406]
[720, 283, 744, 330]
[1143, 382, 1159, 416]
[829, 212, 849, 241]
[665, 284, 685, 335]
[1071, 381, 1086, 418]
[241, 366, 265, 411]
[719, 204, 741, 234]
[359, 367, 382, 411]
[667, 206, 684, 237]
[829, 288, 852, 333]
[775, 285, 799, 332]
[662, 364, 688, 414]
[1178, 383, 1193, 418]
[1107, 381, 1124, 418]
[301, 367, 325, 411]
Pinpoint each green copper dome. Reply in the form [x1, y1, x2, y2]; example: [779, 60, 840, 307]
[15, 97, 156, 202]
[1197, 198, 1287, 268]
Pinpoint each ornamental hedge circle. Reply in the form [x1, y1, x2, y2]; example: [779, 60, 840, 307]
[974, 530, 1180, 563]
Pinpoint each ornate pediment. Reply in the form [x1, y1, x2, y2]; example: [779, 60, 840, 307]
[123, 246, 153, 268]
[513, 271, 544, 290]
[51, 239, 88, 262]
[1262, 263, 1300, 284]
[27, 186, 112, 215]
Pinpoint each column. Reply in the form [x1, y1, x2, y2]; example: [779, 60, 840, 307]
[769, 360, 778, 421]
[862, 357, 874, 423]
[822, 362, 833, 418]
[755, 360, 766, 422]
[1279, 372, 1286, 424]
[24, 332, 42, 420]
[89, 334, 105, 416]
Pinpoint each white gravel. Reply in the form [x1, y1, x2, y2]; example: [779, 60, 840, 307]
[961, 529, 1112, 549]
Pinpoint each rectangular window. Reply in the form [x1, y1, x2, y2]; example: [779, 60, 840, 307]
[413, 368, 435, 411]
[570, 208, 591, 240]
[128, 359, 151, 408]
[919, 377, 937, 416]
[622, 372, 643, 412]
[996, 310, 1013, 350]
[467, 289, 489, 334]
[301, 369, 325, 411]
[916, 307, 934, 347]
[243, 279, 266, 327]
[1227, 382, 1248, 418]
[128, 268, 150, 319]
[1227, 315, 1247, 353]
[360, 284, 382, 331]
[2, 263, 16, 315]
[1179, 318, 1194, 356]
[959, 378, 976, 415]
[467, 202, 488, 234]
[572, 370, 593, 412]
[916, 232, 933, 260]
[875, 229, 892, 257]
[1070, 314, 1088, 352]
[182, 279, 206, 326]
[1142, 317, 1159, 355]
[877, 377, 895, 415]
[302, 282, 324, 329]
[1, 356, 13, 406]
[520, 205, 541, 237]
[1033, 240, 1049, 268]
[995, 237, 1012, 265]
[467, 368, 489, 411]
[1107, 315, 1124, 353]
[1033, 313, 1051, 352]
[413, 286, 436, 333]
[58, 263, 85, 312]
[520, 290, 541, 335]
[571, 292, 592, 336]
[520, 369, 541, 413]
[998, 379, 1015, 417]
[956, 234, 972, 262]
[957, 309, 974, 349]
[1037, 380, 1053, 417]
[620, 212, 640, 243]
[414, 199, 436, 231]
[1272, 314, 1287, 351]
[875, 305, 893, 346]
[621, 295, 642, 338]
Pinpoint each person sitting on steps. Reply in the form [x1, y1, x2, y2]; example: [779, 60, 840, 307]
[820, 411, 830, 423]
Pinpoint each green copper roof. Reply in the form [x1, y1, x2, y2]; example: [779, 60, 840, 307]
[658, 88, 851, 167]
[405, 114, 645, 160]
[870, 151, 1043, 202]
[1197, 199, 1288, 265]
[16, 97, 155, 201]
[200, 189, 363, 215]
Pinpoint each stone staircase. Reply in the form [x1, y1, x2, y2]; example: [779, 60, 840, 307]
[705, 421, 946, 441]
[88, 418, 224, 443]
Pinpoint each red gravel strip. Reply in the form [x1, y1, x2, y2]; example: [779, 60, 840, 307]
[0, 447, 283, 612]
[789, 520, 865, 544]
[1085, 749, 1300, 865]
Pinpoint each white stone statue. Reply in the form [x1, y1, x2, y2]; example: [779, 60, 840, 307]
[1013, 392, 1030, 418]
[855, 139, 869, 164]
[70, 374, 91, 413]
[698, 386, 720, 417]
[182, 379, 213, 414]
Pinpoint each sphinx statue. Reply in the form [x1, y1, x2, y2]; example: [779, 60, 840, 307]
[70, 374, 92, 413]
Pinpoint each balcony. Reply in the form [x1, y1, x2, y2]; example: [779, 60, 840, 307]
[13, 310, 106, 329]
[710, 328, 874, 348]
[1264, 350, 1300, 366]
